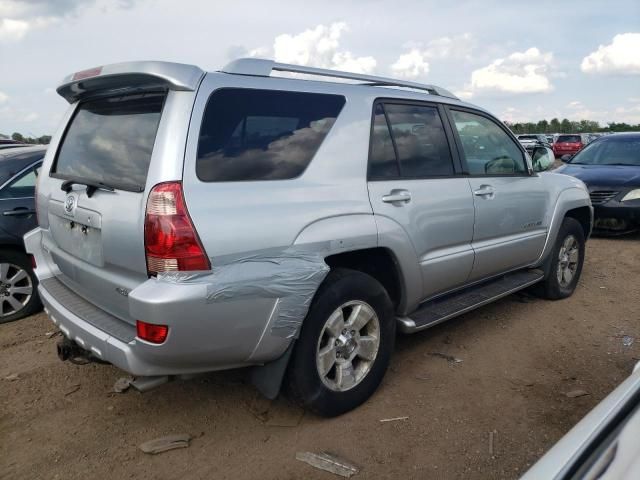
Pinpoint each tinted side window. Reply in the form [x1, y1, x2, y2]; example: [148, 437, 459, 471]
[451, 110, 526, 175]
[0, 165, 39, 199]
[385, 104, 454, 177]
[369, 104, 399, 179]
[197, 89, 345, 181]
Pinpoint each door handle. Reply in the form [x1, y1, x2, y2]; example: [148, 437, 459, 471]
[3, 208, 36, 216]
[473, 185, 495, 198]
[382, 190, 411, 204]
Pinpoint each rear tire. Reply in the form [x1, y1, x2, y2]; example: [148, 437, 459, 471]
[539, 217, 585, 299]
[0, 250, 42, 324]
[286, 268, 395, 417]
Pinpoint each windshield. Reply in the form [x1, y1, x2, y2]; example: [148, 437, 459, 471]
[53, 92, 165, 190]
[557, 135, 581, 143]
[570, 137, 640, 166]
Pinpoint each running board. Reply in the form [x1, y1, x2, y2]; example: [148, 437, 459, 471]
[398, 269, 544, 333]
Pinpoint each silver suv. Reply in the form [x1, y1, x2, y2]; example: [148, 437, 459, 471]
[25, 59, 592, 416]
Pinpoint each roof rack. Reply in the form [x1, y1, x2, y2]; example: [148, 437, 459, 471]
[220, 58, 459, 100]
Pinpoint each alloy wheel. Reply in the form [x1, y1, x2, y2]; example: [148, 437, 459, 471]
[0, 263, 33, 318]
[557, 235, 580, 288]
[315, 300, 381, 392]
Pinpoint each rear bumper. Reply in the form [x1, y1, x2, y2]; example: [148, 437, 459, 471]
[553, 147, 580, 156]
[25, 228, 292, 377]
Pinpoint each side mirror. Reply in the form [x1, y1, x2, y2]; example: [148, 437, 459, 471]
[561, 154, 573, 163]
[532, 146, 555, 172]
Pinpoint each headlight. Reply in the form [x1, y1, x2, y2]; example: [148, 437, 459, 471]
[621, 189, 640, 201]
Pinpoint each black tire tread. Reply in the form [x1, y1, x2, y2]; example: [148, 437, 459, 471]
[286, 268, 395, 417]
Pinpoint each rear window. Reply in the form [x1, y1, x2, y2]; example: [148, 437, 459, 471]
[518, 135, 538, 140]
[557, 135, 581, 143]
[196, 89, 345, 181]
[53, 92, 165, 191]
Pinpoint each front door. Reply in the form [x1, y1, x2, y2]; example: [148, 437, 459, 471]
[367, 101, 475, 301]
[446, 108, 549, 281]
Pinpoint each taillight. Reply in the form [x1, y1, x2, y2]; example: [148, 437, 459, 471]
[144, 182, 210, 275]
[136, 320, 169, 344]
[29, 254, 36, 269]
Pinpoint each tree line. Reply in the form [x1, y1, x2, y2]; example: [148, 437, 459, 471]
[504, 119, 640, 135]
[1, 132, 52, 145]
[4, 118, 640, 143]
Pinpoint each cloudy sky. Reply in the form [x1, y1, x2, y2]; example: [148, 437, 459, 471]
[1, 0, 639, 136]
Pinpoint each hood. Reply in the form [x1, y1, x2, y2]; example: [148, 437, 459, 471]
[555, 164, 640, 188]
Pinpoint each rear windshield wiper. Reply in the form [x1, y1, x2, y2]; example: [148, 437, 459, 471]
[61, 179, 115, 198]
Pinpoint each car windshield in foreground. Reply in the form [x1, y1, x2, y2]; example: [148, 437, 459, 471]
[52, 92, 165, 191]
[569, 137, 640, 166]
[557, 135, 581, 143]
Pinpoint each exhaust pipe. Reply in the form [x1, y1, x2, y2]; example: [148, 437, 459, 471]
[56, 337, 108, 365]
[57, 337, 77, 361]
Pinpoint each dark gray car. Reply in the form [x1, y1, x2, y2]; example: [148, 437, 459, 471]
[0, 146, 46, 322]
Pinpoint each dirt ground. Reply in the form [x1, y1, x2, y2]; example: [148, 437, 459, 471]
[1, 235, 639, 480]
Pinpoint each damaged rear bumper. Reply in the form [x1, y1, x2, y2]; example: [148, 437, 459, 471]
[25, 228, 329, 377]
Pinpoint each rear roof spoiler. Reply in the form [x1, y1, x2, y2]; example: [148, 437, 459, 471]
[56, 61, 205, 103]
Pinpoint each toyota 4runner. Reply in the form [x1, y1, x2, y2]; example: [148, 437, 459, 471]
[25, 59, 592, 416]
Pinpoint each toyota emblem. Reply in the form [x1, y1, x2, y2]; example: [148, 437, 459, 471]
[64, 194, 76, 215]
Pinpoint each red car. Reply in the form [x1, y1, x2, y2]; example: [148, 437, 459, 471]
[553, 134, 584, 158]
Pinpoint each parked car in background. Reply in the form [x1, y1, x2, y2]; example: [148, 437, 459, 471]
[517, 134, 551, 154]
[553, 134, 585, 159]
[0, 146, 46, 322]
[556, 132, 640, 234]
[545, 134, 555, 144]
[522, 361, 640, 480]
[26, 59, 591, 416]
[0, 143, 30, 151]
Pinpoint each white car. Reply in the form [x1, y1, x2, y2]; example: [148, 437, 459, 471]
[522, 361, 640, 479]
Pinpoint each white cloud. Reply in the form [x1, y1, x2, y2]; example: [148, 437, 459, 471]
[567, 101, 583, 109]
[613, 104, 640, 124]
[453, 89, 473, 100]
[391, 49, 429, 79]
[0, 18, 30, 42]
[469, 47, 554, 95]
[581, 33, 640, 75]
[269, 22, 376, 74]
[0, 91, 8, 103]
[0, 0, 137, 43]
[423, 33, 475, 60]
[389, 34, 474, 80]
[22, 112, 39, 122]
[501, 106, 528, 123]
[330, 51, 376, 75]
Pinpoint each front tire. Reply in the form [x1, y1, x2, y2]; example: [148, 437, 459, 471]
[540, 217, 585, 299]
[286, 269, 395, 417]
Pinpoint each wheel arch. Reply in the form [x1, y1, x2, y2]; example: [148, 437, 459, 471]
[324, 247, 405, 312]
[565, 206, 593, 240]
[536, 187, 593, 266]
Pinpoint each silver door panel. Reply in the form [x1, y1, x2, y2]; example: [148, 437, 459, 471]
[368, 178, 475, 301]
[468, 176, 550, 279]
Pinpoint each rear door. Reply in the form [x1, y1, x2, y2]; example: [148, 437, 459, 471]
[445, 107, 550, 281]
[41, 92, 167, 323]
[367, 100, 475, 300]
